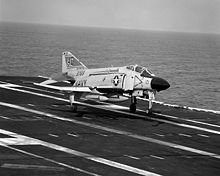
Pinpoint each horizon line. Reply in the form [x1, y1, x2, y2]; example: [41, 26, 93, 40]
[1, 20, 220, 35]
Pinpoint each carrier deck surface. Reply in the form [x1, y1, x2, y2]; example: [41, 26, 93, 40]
[0, 76, 219, 176]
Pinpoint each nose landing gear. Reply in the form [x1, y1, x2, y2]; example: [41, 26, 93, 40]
[129, 91, 155, 114]
[146, 91, 155, 114]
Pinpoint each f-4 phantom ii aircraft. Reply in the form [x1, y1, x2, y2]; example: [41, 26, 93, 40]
[36, 51, 170, 114]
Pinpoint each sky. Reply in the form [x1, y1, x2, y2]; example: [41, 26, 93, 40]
[0, 0, 220, 33]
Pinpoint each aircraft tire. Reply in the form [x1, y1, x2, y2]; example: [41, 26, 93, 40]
[71, 105, 77, 112]
[146, 109, 152, 114]
[130, 103, 136, 113]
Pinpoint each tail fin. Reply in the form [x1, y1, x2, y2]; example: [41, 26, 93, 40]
[62, 51, 87, 73]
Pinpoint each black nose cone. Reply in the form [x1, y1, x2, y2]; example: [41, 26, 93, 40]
[151, 77, 170, 92]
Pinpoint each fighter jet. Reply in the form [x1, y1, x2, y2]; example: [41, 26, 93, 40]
[36, 51, 170, 114]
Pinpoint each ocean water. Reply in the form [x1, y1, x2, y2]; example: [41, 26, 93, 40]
[0, 22, 219, 111]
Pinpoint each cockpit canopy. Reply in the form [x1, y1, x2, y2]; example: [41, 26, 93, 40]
[126, 65, 155, 77]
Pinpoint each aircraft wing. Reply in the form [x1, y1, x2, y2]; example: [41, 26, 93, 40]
[34, 83, 92, 93]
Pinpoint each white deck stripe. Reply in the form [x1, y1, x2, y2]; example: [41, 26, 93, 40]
[0, 102, 220, 160]
[1, 163, 65, 171]
[2, 145, 100, 176]
[198, 134, 210, 138]
[83, 98, 220, 131]
[0, 83, 22, 88]
[89, 100, 220, 135]
[67, 133, 79, 137]
[124, 155, 140, 160]
[0, 116, 10, 120]
[0, 128, 160, 176]
[150, 155, 164, 160]
[0, 85, 69, 102]
[48, 134, 59, 138]
[179, 133, 192, 138]
[154, 133, 164, 137]
[153, 112, 220, 129]
[0, 80, 63, 95]
[136, 97, 220, 114]
[1, 85, 220, 136]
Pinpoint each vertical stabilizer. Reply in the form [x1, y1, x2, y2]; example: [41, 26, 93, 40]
[62, 52, 87, 73]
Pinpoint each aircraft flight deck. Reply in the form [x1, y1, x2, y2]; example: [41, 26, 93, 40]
[0, 76, 220, 176]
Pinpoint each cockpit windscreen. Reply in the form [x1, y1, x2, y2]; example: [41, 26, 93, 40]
[135, 66, 144, 73]
[140, 70, 151, 77]
[126, 65, 154, 77]
[126, 65, 134, 71]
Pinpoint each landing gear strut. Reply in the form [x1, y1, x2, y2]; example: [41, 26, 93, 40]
[130, 96, 137, 113]
[69, 94, 77, 112]
[146, 91, 155, 114]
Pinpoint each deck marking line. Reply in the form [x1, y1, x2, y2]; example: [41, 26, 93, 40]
[198, 134, 210, 138]
[0, 137, 40, 145]
[33, 116, 42, 119]
[48, 134, 59, 138]
[0, 85, 70, 102]
[0, 79, 64, 95]
[175, 123, 220, 135]
[72, 98, 220, 135]
[179, 133, 192, 138]
[0, 128, 160, 176]
[2, 145, 100, 176]
[136, 97, 220, 114]
[154, 133, 164, 137]
[124, 155, 140, 160]
[1, 85, 220, 135]
[150, 155, 165, 160]
[1, 163, 65, 171]
[0, 102, 220, 160]
[0, 83, 22, 88]
[29, 85, 64, 95]
[99, 133, 108, 137]
[0, 116, 10, 120]
[153, 112, 220, 129]
[82, 116, 92, 120]
[89, 97, 220, 129]
[67, 133, 79, 137]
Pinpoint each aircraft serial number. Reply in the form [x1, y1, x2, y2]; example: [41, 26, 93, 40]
[75, 80, 87, 86]
[76, 70, 85, 76]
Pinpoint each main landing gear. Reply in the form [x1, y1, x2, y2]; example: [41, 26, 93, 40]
[69, 94, 77, 112]
[129, 96, 137, 113]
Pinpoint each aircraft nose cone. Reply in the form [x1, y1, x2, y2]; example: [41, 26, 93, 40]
[151, 77, 170, 92]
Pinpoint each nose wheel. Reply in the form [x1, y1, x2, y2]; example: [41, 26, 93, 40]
[130, 96, 137, 113]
